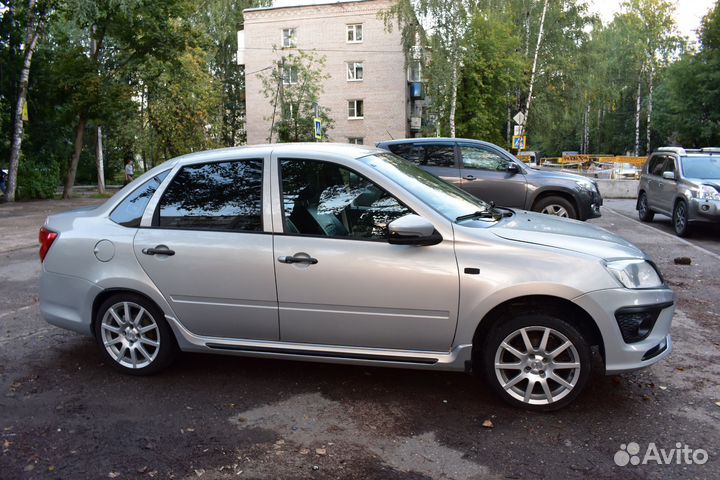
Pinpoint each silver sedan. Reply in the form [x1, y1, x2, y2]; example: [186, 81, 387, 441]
[39, 144, 674, 410]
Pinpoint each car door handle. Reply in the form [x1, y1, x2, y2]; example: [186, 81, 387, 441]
[277, 255, 318, 265]
[142, 245, 175, 256]
[463, 175, 476, 181]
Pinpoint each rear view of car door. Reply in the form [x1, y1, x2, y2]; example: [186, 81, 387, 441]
[134, 158, 279, 341]
[458, 143, 528, 207]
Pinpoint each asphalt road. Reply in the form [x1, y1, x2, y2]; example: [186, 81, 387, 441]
[0, 199, 718, 480]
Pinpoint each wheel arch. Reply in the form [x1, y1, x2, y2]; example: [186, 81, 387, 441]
[530, 189, 579, 216]
[471, 295, 604, 363]
[91, 288, 167, 339]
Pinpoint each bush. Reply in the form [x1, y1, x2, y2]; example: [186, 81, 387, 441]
[16, 158, 61, 200]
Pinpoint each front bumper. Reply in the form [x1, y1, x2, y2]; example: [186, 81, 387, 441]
[573, 287, 674, 374]
[577, 187, 603, 220]
[688, 198, 720, 223]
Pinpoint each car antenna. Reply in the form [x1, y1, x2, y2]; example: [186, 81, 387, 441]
[386, 130, 394, 140]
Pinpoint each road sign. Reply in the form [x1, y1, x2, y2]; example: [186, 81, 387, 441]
[513, 125, 523, 136]
[512, 135, 526, 150]
[314, 117, 322, 141]
[513, 111, 526, 126]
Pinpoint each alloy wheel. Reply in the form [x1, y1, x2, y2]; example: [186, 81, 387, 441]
[540, 205, 569, 217]
[100, 301, 160, 369]
[674, 202, 687, 234]
[494, 326, 581, 405]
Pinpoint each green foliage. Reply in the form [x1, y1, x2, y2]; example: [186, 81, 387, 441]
[17, 157, 59, 200]
[259, 50, 333, 142]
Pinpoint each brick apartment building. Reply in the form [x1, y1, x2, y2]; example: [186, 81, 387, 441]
[239, 0, 423, 146]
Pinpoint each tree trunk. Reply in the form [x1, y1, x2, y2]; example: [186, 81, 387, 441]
[4, 0, 40, 203]
[646, 65, 654, 155]
[524, 0, 548, 132]
[63, 116, 87, 199]
[449, 54, 458, 138]
[96, 126, 105, 194]
[634, 77, 642, 157]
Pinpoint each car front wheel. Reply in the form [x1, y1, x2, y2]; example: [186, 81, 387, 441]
[533, 196, 577, 220]
[481, 314, 592, 411]
[673, 200, 690, 237]
[94, 293, 177, 375]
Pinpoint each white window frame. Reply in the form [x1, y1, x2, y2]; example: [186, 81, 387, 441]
[346, 62, 364, 82]
[348, 137, 364, 145]
[282, 28, 297, 48]
[348, 99, 364, 119]
[346, 24, 363, 43]
[282, 65, 298, 85]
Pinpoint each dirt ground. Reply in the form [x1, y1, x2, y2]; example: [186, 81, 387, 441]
[0, 197, 718, 479]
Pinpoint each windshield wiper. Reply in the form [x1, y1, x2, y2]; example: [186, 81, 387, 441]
[455, 210, 497, 222]
[491, 206, 514, 218]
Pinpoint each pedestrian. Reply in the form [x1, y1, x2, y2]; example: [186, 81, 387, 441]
[123, 159, 135, 186]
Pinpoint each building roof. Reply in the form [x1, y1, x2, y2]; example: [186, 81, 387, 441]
[245, 0, 372, 14]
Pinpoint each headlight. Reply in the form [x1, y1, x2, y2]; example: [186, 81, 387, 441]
[693, 185, 720, 201]
[576, 180, 597, 192]
[605, 259, 663, 289]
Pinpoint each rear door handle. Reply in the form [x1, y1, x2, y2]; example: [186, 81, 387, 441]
[463, 175, 476, 181]
[277, 255, 318, 265]
[142, 245, 175, 256]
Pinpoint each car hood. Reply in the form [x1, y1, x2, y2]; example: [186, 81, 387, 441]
[526, 168, 591, 183]
[686, 178, 720, 189]
[491, 210, 645, 260]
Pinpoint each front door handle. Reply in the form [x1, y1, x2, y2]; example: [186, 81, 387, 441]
[142, 245, 175, 256]
[463, 175, 476, 181]
[277, 255, 318, 265]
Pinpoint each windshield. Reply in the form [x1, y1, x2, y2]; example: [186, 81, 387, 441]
[681, 156, 720, 179]
[364, 152, 491, 222]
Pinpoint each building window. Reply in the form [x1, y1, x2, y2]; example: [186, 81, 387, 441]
[408, 61, 422, 82]
[348, 100, 364, 119]
[282, 28, 296, 48]
[348, 137, 364, 145]
[347, 24, 363, 43]
[346, 62, 364, 81]
[282, 65, 298, 85]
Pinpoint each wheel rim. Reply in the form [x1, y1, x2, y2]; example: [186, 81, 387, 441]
[639, 195, 648, 216]
[675, 203, 686, 232]
[494, 326, 581, 405]
[100, 301, 160, 369]
[540, 205, 569, 217]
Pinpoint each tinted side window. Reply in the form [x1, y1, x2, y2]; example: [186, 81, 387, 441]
[388, 143, 455, 167]
[157, 159, 263, 231]
[280, 159, 412, 241]
[649, 156, 666, 176]
[110, 170, 169, 227]
[460, 145, 511, 171]
[662, 156, 677, 174]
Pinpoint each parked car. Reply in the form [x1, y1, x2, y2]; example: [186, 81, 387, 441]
[614, 162, 640, 179]
[40, 144, 673, 411]
[637, 147, 720, 236]
[377, 138, 603, 220]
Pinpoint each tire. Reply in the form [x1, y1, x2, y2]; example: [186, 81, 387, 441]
[637, 192, 655, 222]
[533, 196, 577, 220]
[672, 199, 690, 237]
[94, 293, 177, 375]
[480, 314, 592, 411]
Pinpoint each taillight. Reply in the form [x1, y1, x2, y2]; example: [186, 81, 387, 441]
[39, 226, 58, 262]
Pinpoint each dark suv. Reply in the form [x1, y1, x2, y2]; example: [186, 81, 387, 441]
[377, 138, 602, 221]
[637, 147, 720, 236]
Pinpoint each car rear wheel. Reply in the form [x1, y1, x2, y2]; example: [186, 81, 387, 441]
[637, 192, 654, 222]
[673, 200, 690, 237]
[533, 196, 577, 219]
[481, 314, 592, 411]
[94, 293, 177, 375]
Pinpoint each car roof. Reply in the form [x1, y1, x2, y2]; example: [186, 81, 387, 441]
[168, 143, 385, 167]
[376, 137, 498, 148]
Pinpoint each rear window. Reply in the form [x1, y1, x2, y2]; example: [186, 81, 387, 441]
[156, 159, 263, 231]
[387, 143, 456, 168]
[110, 170, 169, 227]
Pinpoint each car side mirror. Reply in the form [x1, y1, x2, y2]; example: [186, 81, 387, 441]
[662, 171, 676, 180]
[507, 163, 521, 174]
[388, 214, 442, 246]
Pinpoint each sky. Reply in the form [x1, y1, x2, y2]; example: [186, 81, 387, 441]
[586, 0, 717, 43]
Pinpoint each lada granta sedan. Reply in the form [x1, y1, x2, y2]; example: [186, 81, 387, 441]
[39, 144, 674, 411]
